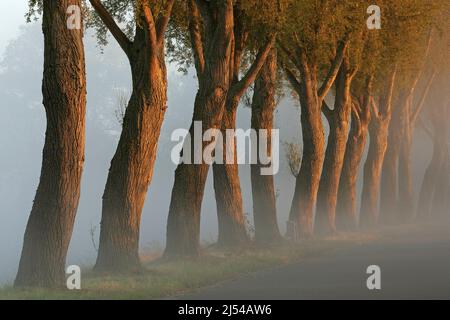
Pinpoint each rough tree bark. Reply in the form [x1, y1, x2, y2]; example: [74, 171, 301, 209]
[336, 77, 372, 230]
[165, 0, 235, 257]
[250, 48, 282, 244]
[315, 54, 356, 235]
[90, 0, 174, 272]
[212, 10, 276, 247]
[281, 39, 349, 238]
[360, 68, 397, 228]
[15, 0, 86, 287]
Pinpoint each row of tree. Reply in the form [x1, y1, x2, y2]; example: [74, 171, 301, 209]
[14, 0, 449, 287]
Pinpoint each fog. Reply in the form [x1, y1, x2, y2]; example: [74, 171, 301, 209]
[0, 22, 439, 285]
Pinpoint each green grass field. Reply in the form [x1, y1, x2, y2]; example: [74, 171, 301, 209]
[0, 233, 376, 300]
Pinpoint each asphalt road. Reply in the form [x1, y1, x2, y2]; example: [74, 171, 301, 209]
[177, 223, 450, 300]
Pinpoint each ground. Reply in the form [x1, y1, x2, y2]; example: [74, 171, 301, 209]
[1, 220, 449, 299]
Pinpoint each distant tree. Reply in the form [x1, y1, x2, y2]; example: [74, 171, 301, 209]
[15, 0, 86, 287]
[379, 0, 444, 224]
[417, 13, 450, 219]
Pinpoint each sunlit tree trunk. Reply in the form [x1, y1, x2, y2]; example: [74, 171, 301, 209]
[360, 69, 397, 228]
[213, 101, 248, 246]
[379, 97, 403, 224]
[282, 40, 348, 238]
[91, 0, 174, 272]
[315, 55, 355, 234]
[212, 12, 276, 247]
[250, 49, 281, 244]
[336, 78, 372, 230]
[15, 0, 86, 287]
[212, 18, 249, 247]
[165, 1, 274, 256]
[165, 0, 234, 256]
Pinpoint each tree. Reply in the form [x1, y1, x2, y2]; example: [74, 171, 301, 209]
[165, 0, 275, 256]
[212, 1, 279, 247]
[280, 0, 350, 237]
[417, 15, 450, 219]
[88, 0, 175, 272]
[15, 0, 86, 287]
[417, 77, 450, 219]
[336, 75, 372, 230]
[360, 67, 397, 227]
[250, 48, 282, 244]
[379, 0, 443, 224]
[315, 1, 368, 233]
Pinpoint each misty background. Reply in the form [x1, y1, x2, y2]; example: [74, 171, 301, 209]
[0, 2, 432, 284]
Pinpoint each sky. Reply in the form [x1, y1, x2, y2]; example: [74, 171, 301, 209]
[0, 1, 28, 57]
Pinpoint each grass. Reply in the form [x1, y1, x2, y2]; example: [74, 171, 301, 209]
[0, 232, 376, 300]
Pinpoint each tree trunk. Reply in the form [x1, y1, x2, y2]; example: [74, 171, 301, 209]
[417, 134, 446, 219]
[433, 150, 450, 217]
[289, 78, 325, 237]
[15, 0, 86, 287]
[283, 40, 348, 238]
[213, 101, 248, 246]
[250, 49, 281, 244]
[336, 94, 371, 230]
[360, 118, 390, 227]
[95, 26, 168, 272]
[165, 1, 235, 257]
[315, 57, 353, 235]
[360, 70, 397, 228]
[397, 70, 436, 222]
[379, 100, 403, 224]
[397, 113, 414, 222]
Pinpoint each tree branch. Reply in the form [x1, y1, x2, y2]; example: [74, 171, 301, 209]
[381, 65, 398, 119]
[318, 38, 349, 101]
[322, 100, 334, 122]
[282, 65, 302, 94]
[141, 1, 158, 50]
[230, 34, 276, 100]
[351, 100, 363, 137]
[408, 29, 433, 96]
[156, 0, 176, 45]
[188, 0, 205, 77]
[411, 70, 437, 125]
[89, 0, 132, 57]
[277, 40, 302, 71]
[370, 96, 382, 121]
